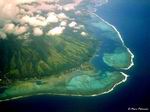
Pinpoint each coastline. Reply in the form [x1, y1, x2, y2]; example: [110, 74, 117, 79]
[0, 12, 133, 102]
[91, 12, 134, 70]
[0, 72, 128, 102]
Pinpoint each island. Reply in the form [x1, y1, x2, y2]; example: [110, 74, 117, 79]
[0, 0, 134, 101]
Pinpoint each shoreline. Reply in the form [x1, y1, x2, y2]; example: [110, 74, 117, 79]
[0, 13, 133, 102]
[0, 72, 128, 102]
[91, 12, 134, 70]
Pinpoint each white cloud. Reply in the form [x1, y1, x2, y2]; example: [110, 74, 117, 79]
[16, 0, 36, 4]
[36, 15, 46, 21]
[74, 25, 85, 30]
[46, 12, 59, 23]
[0, 0, 37, 19]
[63, 0, 83, 11]
[75, 10, 81, 15]
[57, 5, 63, 11]
[39, 0, 59, 3]
[81, 32, 88, 36]
[57, 13, 68, 20]
[0, 2, 19, 19]
[0, 0, 85, 19]
[3, 23, 15, 33]
[47, 26, 65, 36]
[15, 26, 28, 35]
[69, 21, 77, 28]
[20, 15, 47, 27]
[33, 27, 43, 36]
[0, 31, 7, 39]
[20, 15, 31, 24]
[32, 19, 47, 27]
[73, 30, 78, 33]
[60, 21, 67, 26]
[63, 3, 75, 11]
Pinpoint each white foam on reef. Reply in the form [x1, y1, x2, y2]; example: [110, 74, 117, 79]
[0, 12, 134, 102]
[0, 72, 128, 102]
[121, 48, 134, 70]
[90, 12, 134, 70]
[91, 72, 128, 96]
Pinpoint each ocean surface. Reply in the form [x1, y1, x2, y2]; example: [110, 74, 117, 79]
[0, 0, 150, 112]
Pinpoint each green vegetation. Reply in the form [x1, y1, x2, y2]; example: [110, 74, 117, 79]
[0, 10, 133, 101]
[0, 31, 99, 85]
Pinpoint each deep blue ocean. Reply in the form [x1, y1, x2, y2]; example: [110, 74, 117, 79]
[0, 0, 150, 112]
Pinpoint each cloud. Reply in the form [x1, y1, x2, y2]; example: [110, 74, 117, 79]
[57, 13, 68, 20]
[0, 1, 19, 19]
[60, 21, 67, 26]
[36, 15, 46, 21]
[38, 0, 59, 3]
[3, 23, 15, 33]
[33, 27, 43, 36]
[81, 32, 88, 36]
[63, 0, 83, 11]
[46, 12, 59, 23]
[0, 0, 36, 19]
[20, 15, 47, 27]
[16, 0, 37, 3]
[47, 26, 65, 36]
[63, 3, 75, 11]
[0, 31, 7, 39]
[15, 26, 28, 35]
[0, 0, 108, 19]
[3, 23, 28, 35]
[69, 21, 77, 28]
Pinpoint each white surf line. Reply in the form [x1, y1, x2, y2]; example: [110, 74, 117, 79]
[0, 11, 135, 102]
[89, 12, 134, 70]
[0, 72, 128, 102]
[54, 72, 129, 97]
[91, 72, 128, 96]
[121, 47, 134, 70]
